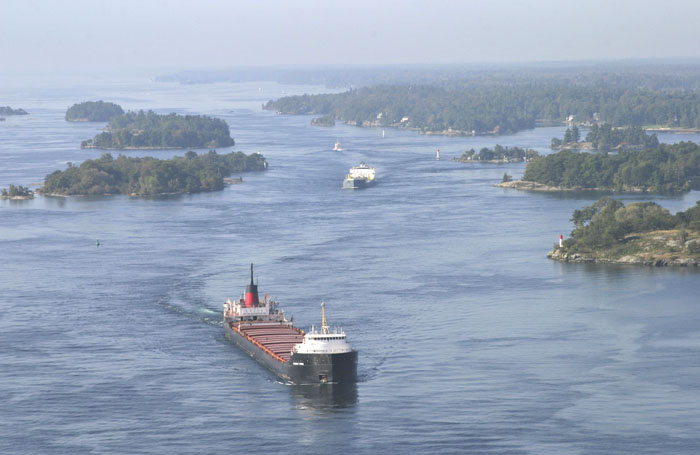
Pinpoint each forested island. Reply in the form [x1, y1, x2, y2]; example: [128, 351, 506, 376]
[454, 145, 538, 163]
[1, 185, 34, 199]
[497, 141, 700, 193]
[40, 150, 266, 196]
[551, 124, 659, 150]
[81, 111, 235, 149]
[0, 106, 28, 115]
[264, 82, 700, 136]
[66, 101, 124, 122]
[548, 197, 700, 266]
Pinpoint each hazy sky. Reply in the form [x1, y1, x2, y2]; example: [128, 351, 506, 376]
[4, 0, 700, 73]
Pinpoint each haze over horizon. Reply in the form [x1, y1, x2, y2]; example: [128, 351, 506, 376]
[3, 0, 700, 76]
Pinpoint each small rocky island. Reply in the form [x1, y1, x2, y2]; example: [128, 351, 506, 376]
[454, 145, 538, 163]
[81, 110, 235, 149]
[548, 197, 700, 266]
[0, 106, 29, 116]
[1, 185, 34, 200]
[66, 101, 124, 122]
[40, 150, 266, 197]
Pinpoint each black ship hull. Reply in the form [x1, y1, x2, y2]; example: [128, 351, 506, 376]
[225, 323, 358, 384]
[342, 177, 374, 189]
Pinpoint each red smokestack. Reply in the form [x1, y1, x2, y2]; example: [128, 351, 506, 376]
[245, 263, 259, 307]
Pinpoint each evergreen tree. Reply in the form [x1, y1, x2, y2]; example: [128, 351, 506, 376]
[563, 128, 573, 143]
[571, 125, 580, 142]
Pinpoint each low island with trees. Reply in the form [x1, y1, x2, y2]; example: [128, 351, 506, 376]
[39, 150, 266, 197]
[80, 110, 235, 149]
[551, 124, 659, 150]
[0, 106, 28, 116]
[496, 141, 700, 194]
[66, 101, 124, 122]
[548, 197, 700, 266]
[454, 145, 538, 163]
[1, 185, 34, 200]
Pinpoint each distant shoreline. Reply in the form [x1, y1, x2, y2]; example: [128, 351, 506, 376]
[81, 145, 192, 150]
[454, 157, 527, 164]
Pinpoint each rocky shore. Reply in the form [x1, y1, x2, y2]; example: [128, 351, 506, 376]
[547, 248, 699, 266]
[0, 194, 34, 200]
[547, 230, 700, 267]
[551, 142, 595, 150]
[494, 180, 577, 192]
[495, 179, 646, 193]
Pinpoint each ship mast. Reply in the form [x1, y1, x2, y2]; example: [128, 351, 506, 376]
[321, 301, 329, 334]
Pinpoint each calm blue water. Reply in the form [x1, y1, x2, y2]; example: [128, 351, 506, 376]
[2, 77, 700, 454]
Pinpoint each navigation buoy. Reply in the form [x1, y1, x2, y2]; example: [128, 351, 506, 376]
[96, 240, 100, 247]
[436, 149, 440, 160]
[559, 235, 563, 247]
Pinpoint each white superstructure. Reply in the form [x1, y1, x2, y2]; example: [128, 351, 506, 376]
[293, 302, 353, 355]
[347, 162, 375, 182]
[223, 295, 286, 323]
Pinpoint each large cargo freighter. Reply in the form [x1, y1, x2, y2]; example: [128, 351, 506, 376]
[342, 162, 375, 189]
[223, 264, 358, 384]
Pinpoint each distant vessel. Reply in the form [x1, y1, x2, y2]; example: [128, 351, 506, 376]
[333, 141, 343, 151]
[342, 162, 376, 189]
[382, 129, 385, 138]
[223, 264, 358, 384]
[436, 149, 440, 160]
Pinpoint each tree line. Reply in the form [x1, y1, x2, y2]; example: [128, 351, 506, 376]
[81, 111, 235, 149]
[41, 150, 266, 196]
[264, 83, 700, 135]
[457, 145, 538, 162]
[585, 124, 660, 149]
[551, 124, 659, 150]
[522, 141, 700, 193]
[159, 63, 700, 93]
